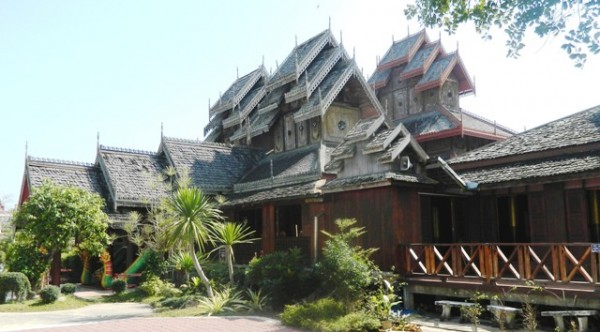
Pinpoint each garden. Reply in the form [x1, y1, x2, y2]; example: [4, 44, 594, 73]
[0, 180, 422, 332]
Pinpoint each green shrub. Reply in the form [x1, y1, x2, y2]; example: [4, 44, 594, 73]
[5, 235, 48, 289]
[39, 285, 60, 304]
[197, 287, 245, 315]
[61, 283, 77, 294]
[139, 275, 175, 296]
[159, 294, 198, 309]
[245, 248, 316, 309]
[0, 272, 32, 303]
[281, 298, 346, 330]
[204, 260, 245, 287]
[111, 279, 127, 294]
[315, 219, 375, 309]
[323, 311, 381, 332]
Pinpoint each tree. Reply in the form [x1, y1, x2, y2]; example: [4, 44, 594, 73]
[12, 181, 111, 284]
[315, 218, 378, 311]
[210, 222, 258, 285]
[163, 186, 221, 298]
[405, 0, 600, 67]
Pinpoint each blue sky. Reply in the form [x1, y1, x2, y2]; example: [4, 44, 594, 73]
[1, 1, 599, 208]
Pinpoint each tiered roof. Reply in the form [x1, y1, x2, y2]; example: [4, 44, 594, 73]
[368, 31, 473, 96]
[206, 29, 384, 143]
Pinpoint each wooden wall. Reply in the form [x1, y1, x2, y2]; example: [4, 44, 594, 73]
[320, 186, 420, 270]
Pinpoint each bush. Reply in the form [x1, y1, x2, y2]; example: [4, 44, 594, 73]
[245, 248, 316, 309]
[6, 235, 48, 289]
[111, 279, 127, 294]
[0, 272, 32, 303]
[281, 298, 345, 330]
[281, 298, 381, 332]
[315, 219, 377, 310]
[324, 311, 381, 332]
[139, 275, 176, 296]
[39, 285, 60, 304]
[203, 260, 245, 287]
[61, 283, 77, 295]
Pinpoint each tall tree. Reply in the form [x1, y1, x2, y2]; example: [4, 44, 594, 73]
[12, 181, 111, 284]
[163, 186, 221, 298]
[210, 222, 258, 285]
[405, 0, 600, 67]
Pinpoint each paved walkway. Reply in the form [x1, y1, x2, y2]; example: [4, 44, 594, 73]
[0, 286, 510, 332]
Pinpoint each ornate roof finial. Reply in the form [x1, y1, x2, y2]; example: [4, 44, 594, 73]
[262, 55, 265, 67]
[275, 60, 279, 70]
[328, 16, 331, 31]
[473, 75, 477, 96]
[456, 40, 459, 52]
[236, 66, 239, 79]
[352, 47, 356, 60]
[219, 91, 222, 104]
[25, 141, 28, 159]
[339, 30, 343, 45]
[208, 98, 211, 110]
[407, 25, 410, 36]
[392, 34, 394, 43]
[161, 122, 164, 138]
[439, 30, 442, 42]
[96, 132, 100, 150]
[295, 35, 298, 47]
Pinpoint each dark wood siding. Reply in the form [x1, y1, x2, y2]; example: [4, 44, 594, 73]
[565, 189, 589, 242]
[323, 186, 420, 269]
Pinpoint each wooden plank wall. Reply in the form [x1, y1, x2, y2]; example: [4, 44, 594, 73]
[321, 186, 420, 270]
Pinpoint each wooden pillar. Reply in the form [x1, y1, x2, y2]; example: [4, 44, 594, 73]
[261, 204, 275, 254]
[50, 250, 61, 286]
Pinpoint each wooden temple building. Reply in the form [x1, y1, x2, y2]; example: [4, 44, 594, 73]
[18, 28, 600, 309]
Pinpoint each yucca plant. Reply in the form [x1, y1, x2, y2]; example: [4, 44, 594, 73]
[197, 287, 245, 316]
[169, 251, 195, 284]
[210, 222, 259, 285]
[163, 186, 222, 298]
[243, 288, 270, 312]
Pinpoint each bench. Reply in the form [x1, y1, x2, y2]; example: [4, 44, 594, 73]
[487, 305, 522, 329]
[541, 310, 598, 332]
[434, 300, 476, 321]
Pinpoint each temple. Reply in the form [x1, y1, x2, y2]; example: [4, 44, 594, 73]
[18, 28, 600, 310]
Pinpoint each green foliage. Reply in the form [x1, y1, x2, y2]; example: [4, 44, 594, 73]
[460, 292, 487, 327]
[162, 186, 222, 298]
[315, 218, 376, 309]
[242, 288, 270, 312]
[60, 283, 77, 295]
[209, 221, 258, 285]
[405, 0, 600, 67]
[324, 311, 381, 332]
[139, 275, 176, 297]
[197, 287, 245, 316]
[111, 279, 128, 294]
[203, 260, 245, 288]
[13, 181, 111, 257]
[39, 285, 60, 304]
[364, 279, 402, 321]
[159, 293, 198, 309]
[0, 272, 31, 304]
[280, 298, 346, 330]
[6, 233, 48, 288]
[245, 248, 315, 309]
[142, 250, 169, 279]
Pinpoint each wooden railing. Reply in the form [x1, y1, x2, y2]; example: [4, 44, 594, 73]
[399, 243, 600, 285]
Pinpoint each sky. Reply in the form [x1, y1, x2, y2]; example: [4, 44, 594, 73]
[1, 1, 599, 209]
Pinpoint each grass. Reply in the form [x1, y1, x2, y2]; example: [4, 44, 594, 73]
[100, 289, 160, 305]
[0, 295, 92, 312]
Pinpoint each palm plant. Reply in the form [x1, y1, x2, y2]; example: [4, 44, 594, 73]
[210, 222, 259, 285]
[169, 251, 195, 284]
[163, 186, 222, 298]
